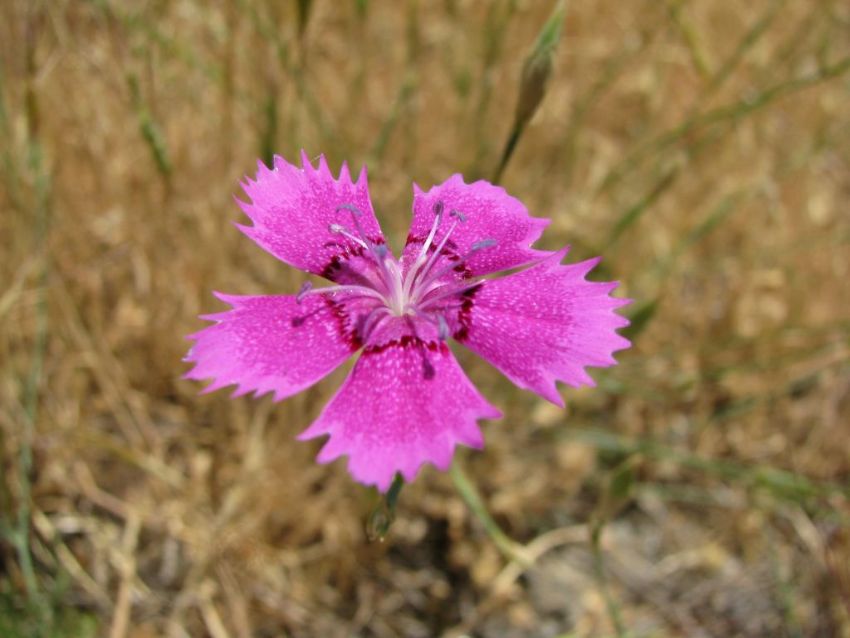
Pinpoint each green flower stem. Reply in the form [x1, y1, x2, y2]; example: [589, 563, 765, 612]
[450, 462, 532, 567]
[591, 521, 626, 638]
[366, 473, 404, 541]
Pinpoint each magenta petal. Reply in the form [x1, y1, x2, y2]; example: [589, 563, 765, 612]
[401, 175, 551, 278]
[184, 293, 362, 401]
[236, 152, 388, 282]
[298, 321, 501, 492]
[457, 249, 631, 407]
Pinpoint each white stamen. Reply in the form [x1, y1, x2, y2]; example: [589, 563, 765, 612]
[415, 238, 497, 296]
[334, 203, 398, 293]
[411, 218, 460, 282]
[329, 223, 369, 249]
[418, 202, 445, 261]
[336, 204, 372, 246]
[383, 258, 406, 315]
[300, 201, 495, 325]
[297, 283, 387, 304]
[404, 207, 466, 301]
[418, 280, 483, 312]
[401, 203, 444, 298]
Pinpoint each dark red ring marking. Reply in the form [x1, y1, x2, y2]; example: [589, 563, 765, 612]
[320, 235, 386, 280]
[323, 297, 362, 351]
[451, 282, 482, 342]
[363, 334, 449, 356]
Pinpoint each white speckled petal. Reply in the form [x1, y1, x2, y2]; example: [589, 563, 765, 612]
[236, 152, 390, 283]
[298, 317, 501, 491]
[401, 175, 552, 280]
[184, 293, 368, 401]
[456, 249, 631, 406]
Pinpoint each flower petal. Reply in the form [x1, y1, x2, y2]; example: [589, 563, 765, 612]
[236, 151, 389, 283]
[454, 249, 631, 407]
[298, 317, 501, 492]
[401, 175, 551, 280]
[184, 293, 366, 400]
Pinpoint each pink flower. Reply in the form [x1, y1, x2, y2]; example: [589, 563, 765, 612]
[185, 152, 631, 491]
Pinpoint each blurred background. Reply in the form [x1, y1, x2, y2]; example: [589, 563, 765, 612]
[2, 0, 849, 636]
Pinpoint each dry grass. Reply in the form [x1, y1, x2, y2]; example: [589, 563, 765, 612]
[1, 0, 849, 636]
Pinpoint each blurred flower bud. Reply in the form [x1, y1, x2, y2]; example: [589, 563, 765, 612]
[514, 0, 566, 130]
[494, 1, 566, 183]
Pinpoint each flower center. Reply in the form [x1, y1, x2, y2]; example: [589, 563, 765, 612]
[297, 202, 495, 340]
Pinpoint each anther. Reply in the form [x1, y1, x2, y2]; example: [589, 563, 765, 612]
[471, 238, 496, 251]
[336, 203, 364, 217]
[422, 356, 435, 380]
[296, 281, 313, 304]
[449, 209, 467, 222]
[437, 315, 449, 341]
[433, 201, 444, 216]
[337, 203, 370, 242]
